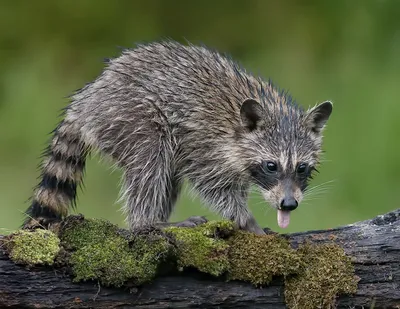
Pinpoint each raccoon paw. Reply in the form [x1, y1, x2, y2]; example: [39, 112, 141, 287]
[22, 217, 61, 231]
[241, 217, 266, 235]
[263, 227, 279, 235]
[173, 216, 208, 227]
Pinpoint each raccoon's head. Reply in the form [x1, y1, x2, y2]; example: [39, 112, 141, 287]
[238, 98, 332, 228]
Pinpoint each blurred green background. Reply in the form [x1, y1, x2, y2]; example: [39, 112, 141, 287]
[1, 0, 399, 233]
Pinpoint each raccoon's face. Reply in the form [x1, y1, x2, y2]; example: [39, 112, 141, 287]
[239, 98, 332, 228]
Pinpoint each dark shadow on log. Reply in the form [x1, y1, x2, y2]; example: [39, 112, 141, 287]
[0, 209, 399, 309]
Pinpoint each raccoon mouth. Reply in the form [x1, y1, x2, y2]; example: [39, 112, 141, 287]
[277, 210, 291, 229]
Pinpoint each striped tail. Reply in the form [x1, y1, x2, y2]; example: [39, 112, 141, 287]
[23, 120, 89, 229]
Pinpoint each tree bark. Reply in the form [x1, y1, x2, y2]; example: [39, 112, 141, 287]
[0, 209, 399, 309]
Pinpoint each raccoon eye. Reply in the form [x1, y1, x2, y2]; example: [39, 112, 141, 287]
[297, 163, 308, 174]
[265, 161, 278, 172]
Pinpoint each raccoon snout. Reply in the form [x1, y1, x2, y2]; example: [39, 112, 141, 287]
[280, 198, 298, 211]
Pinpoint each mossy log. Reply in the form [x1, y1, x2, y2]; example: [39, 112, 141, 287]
[0, 209, 399, 309]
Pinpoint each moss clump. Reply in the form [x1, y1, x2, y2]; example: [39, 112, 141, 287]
[4, 216, 358, 307]
[285, 243, 359, 309]
[6, 229, 60, 266]
[60, 216, 171, 287]
[228, 231, 303, 285]
[165, 220, 235, 276]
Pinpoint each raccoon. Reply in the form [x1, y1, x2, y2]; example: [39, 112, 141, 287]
[23, 40, 332, 235]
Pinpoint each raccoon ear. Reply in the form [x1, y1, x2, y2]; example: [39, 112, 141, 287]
[305, 101, 333, 133]
[240, 99, 264, 131]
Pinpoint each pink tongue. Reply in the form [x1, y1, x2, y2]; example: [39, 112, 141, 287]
[277, 210, 291, 228]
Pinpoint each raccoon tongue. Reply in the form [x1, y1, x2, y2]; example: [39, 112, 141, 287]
[277, 210, 291, 228]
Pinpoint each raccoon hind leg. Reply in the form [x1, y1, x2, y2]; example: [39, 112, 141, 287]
[109, 126, 181, 230]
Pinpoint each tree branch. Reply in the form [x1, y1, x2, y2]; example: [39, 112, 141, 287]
[1, 209, 399, 309]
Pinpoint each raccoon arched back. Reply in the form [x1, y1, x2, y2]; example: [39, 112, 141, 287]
[24, 41, 332, 234]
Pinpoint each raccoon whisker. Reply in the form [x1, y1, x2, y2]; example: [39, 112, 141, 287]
[304, 186, 332, 195]
[252, 199, 268, 206]
[302, 199, 324, 204]
[251, 177, 279, 191]
[246, 192, 260, 197]
[304, 192, 330, 200]
[304, 179, 336, 193]
[303, 186, 334, 204]
[318, 159, 333, 163]
[303, 182, 335, 204]
[303, 193, 330, 201]
[247, 186, 261, 193]
[245, 193, 259, 201]
[263, 206, 274, 218]
[305, 186, 333, 195]
[303, 190, 331, 200]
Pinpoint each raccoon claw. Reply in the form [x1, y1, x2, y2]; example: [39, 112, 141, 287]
[22, 217, 61, 231]
[240, 217, 266, 235]
[263, 227, 278, 235]
[173, 216, 208, 227]
[262, 227, 289, 239]
[244, 225, 266, 235]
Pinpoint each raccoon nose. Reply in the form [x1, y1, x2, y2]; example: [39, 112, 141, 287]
[280, 198, 298, 211]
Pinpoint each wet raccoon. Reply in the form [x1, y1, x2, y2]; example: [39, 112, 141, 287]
[24, 41, 332, 235]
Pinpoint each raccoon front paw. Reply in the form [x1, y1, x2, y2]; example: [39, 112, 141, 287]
[173, 216, 208, 227]
[245, 225, 266, 235]
[263, 227, 279, 235]
[241, 218, 266, 235]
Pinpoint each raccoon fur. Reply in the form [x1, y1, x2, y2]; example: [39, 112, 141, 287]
[23, 40, 332, 234]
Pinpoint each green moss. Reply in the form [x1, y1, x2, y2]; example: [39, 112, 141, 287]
[165, 220, 235, 276]
[6, 229, 60, 266]
[60, 216, 171, 287]
[228, 231, 303, 285]
[4, 216, 358, 307]
[285, 243, 359, 309]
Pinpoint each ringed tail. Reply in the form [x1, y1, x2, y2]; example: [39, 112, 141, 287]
[23, 120, 89, 229]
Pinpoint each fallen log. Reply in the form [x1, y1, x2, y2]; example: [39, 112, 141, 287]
[0, 209, 399, 309]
